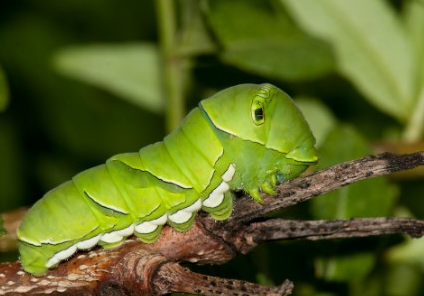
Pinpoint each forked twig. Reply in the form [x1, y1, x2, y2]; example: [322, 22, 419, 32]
[0, 152, 423, 296]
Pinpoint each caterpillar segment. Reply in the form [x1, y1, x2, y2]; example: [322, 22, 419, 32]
[17, 83, 318, 275]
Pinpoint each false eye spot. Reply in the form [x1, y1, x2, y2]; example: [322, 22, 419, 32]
[251, 97, 265, 125]
[254, 107, 264, 122]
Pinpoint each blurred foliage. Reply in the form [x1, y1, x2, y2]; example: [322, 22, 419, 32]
[0, 220, 5, 237]
[1, 0, 424, 295]
[204, 0, 335, 81]
[0, 66, 9, 112]
[54, 43, 164, 113]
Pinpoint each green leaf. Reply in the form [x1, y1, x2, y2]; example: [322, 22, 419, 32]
[403, 1, 424, 94]
[0, 66, 9, 112]
[315, 253, 375, 282]
[402, 2, 424, 141]
[178, 0, 217, 56]
[283, 0, 413, 121]
[54, 43, 164, 113]
[388, 237, 424, 268]
[311, 125, 397, 219]
[204, 0, 335, 81]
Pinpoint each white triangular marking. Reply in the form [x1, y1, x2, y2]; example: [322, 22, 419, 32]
[222, 164, 236, 182]
[46, 245, 77, 268]
[168, 210, 192, 224]
[203, 182, 229, 208]
[76, 234, 102, 250]
[135, 222, 157, 234]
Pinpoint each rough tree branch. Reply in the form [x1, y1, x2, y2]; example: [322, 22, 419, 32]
[0, 152, 423, 296]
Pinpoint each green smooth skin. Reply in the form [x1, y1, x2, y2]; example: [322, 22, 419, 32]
[200, 84, 318, 163]
[106, 158, 167, 218]
[163, 110, 222, 192]
[17, 83, 318, 275]
[17, 181, 106, 246]
[200, 84, 317, 202]
[18, 240, 78, 276]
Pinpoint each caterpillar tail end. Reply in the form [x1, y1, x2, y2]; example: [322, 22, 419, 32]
[18, 241, 50, 276]
[208, 191, 234, 221]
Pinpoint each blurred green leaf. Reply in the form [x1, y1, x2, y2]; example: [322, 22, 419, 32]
[0, 121, 25, 211]
[387, 235, 424, 272]
[283, 0, 414, 121]
[54, 43, 164, 113]
[382, 263, 423, 296]
[403, 1, 424, 97]
[0, 217, 5, 237]
[178, 0, 217, 55]
[402, 2, 424, 141]
[255, 272, 275, 286]
[0, 66, 9, 112]
[315, 253, 375, 282]
[312, 125, 397, 219]
[204, 0, 335, 81]
[310, 125, 398, 282]
[295, 97, 336, 148]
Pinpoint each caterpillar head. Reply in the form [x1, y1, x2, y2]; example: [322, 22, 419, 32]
[200, 83, 318, 164]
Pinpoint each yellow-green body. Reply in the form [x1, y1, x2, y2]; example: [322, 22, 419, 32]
[17, 83, 318, 275]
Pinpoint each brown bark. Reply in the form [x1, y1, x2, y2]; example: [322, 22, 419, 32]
[0, 152, 423, 296]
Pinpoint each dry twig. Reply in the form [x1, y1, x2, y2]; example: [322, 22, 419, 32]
[0, 152, 424, 296]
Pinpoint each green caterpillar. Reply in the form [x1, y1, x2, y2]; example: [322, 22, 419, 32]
[17, 83, 318, 275]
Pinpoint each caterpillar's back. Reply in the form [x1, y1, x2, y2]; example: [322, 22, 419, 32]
[17, 83, 318, 275]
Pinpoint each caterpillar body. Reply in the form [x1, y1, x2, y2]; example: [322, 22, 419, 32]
[17, 83, 318, 275]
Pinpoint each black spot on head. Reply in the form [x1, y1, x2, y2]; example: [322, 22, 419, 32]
[254, 107, 264, 121]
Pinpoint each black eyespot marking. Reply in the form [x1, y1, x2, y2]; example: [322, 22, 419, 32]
[251, 85, 273, 125]
[251, 98, 265, 125]
[254, 107, 264, 122]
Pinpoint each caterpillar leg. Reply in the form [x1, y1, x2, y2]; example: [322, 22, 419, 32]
[134, 214, 168, 243]
[135, 226, 163, 243]
[168, 198, 202, 232]
[203, 191, 234, 221]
